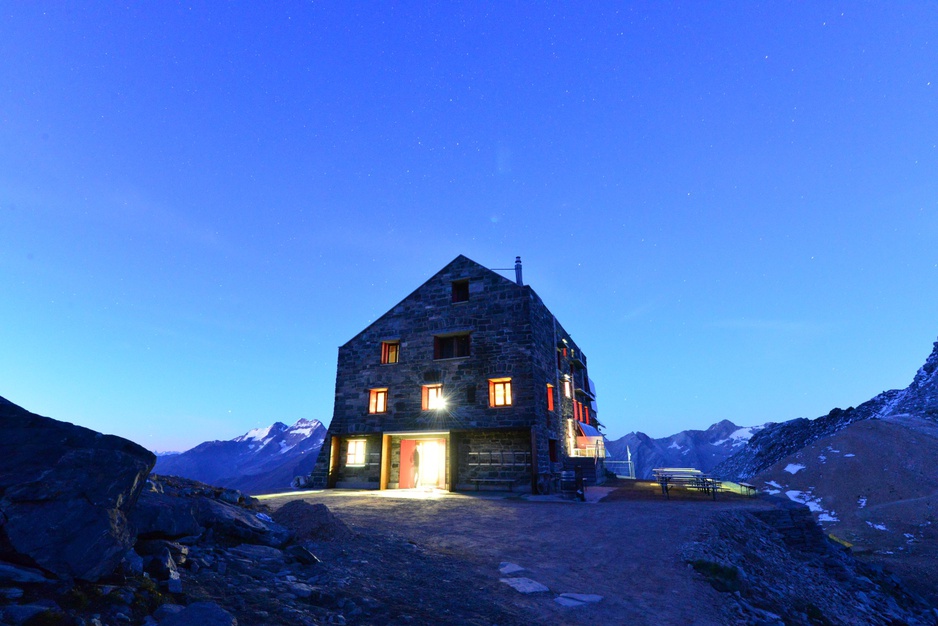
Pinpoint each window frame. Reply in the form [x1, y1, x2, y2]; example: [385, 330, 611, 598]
[451, 279, 470, 303]
[347, 439, 366, 466]
[433, 333, 471, 360]
[488, 378, 512, 407]
[422, 384, 444, 410]
[380, 341, 400, 365]
[368, 388, 388, 414]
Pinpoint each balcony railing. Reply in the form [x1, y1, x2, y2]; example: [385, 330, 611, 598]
[569, 438, 605, 458]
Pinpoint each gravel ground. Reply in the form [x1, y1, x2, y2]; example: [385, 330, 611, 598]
[262, 480, 779, 625]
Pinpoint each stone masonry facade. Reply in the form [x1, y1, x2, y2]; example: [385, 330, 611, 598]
[309, 255, 602, 492]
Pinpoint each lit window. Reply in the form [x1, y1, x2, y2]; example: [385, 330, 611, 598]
[347, 440, 366, 466]
[489, 378, 512, 407]
[434, 334, 470, 359]
[381, 341, 399, 364]
[563, 379, 572, 399]
[422, 384, 444, 410]
[546, 384, 555, 412]
[451, 279, 469, 303]
[369, 388, 388, 414]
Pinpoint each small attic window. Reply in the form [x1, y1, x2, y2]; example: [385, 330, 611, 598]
[451, 279, 469, 303]
[380, 341, 399, 364]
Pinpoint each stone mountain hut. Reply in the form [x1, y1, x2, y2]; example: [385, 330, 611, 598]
[309, 255, 605, 492]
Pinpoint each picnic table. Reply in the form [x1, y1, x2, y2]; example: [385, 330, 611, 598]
[652, 467, 722, 500]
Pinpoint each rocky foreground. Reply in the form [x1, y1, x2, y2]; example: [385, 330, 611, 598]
[3, 395, 938, 625]
[0, 396, 352, 625]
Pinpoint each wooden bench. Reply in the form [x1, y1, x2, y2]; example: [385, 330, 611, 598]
[653, 468, 721, 500]
[738, 482, 758, 497]
[471, 477, 524, 492]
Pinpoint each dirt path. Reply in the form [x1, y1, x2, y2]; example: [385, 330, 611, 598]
[263, 483, 778, 625]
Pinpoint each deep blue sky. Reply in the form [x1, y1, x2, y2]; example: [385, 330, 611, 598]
[2, 3, 936, 452]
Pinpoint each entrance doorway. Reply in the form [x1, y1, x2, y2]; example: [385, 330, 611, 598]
[399, 438, 446, 489]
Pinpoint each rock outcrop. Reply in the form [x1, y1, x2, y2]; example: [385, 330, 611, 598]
[133, 476, 293, 548]
[683, 502, 937, 625]
[714, 338, 938, 481]
[0, 395, 154, 582]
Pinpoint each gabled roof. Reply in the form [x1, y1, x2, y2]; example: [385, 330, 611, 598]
[340, 255, 524, 347]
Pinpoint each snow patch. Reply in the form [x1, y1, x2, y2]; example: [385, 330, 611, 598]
[818, 455, 827, 463]
[844, 453, 855, 458]
[784, 463, 806, 474]
[785, 490, 838, 522]
[238, 425, 276, 442]
[290, 427, 314, 437]
[858, 497, 867, 508]
[866, 521, 888, 531]
[764, 480, 783, 494]
[713, 426, 763, 448]
[729, 426, 758, 446]
[786, 490, 821, 511]
[668, 441, 682, 450]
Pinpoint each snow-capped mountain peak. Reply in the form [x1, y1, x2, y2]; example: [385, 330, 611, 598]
[233, 422, 289, 444]
[154, 418, 327, 494]
[605, 418, 764, 479]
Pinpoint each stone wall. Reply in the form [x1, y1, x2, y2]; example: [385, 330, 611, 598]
[327, 256, 541, 437]
[455, 429, 533, 491]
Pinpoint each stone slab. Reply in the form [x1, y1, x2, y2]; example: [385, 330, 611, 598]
[498, 562, 526, 575]
[559, 592, 603, 603]
[555, 596, 585, 607]
[500, 577, 550, 594]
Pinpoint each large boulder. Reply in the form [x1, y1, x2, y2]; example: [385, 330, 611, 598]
[130, 490, 203, 540]
[133, 475, 293, 548]
[0, 396, 155, 581]
[192, 497, 292, 547]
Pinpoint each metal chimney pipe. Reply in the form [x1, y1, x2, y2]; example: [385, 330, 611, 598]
[514, 256, 523, 286]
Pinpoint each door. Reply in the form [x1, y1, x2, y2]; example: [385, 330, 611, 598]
[398, 438, 446, 489]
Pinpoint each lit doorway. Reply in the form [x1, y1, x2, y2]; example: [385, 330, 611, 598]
[399, 438, 446, 489]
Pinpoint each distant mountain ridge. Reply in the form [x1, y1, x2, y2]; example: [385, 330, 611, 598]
[714, 337, 938, 481]
[154, 418, 326, 495]
[605, 419, 764, 479]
